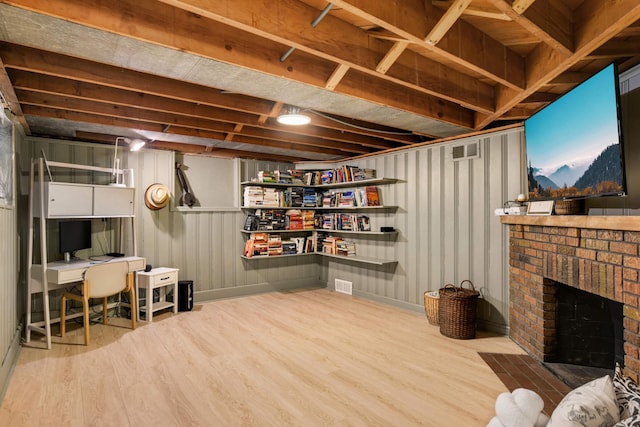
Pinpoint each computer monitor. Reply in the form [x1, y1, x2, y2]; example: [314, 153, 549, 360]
[59, 220, 91, 261]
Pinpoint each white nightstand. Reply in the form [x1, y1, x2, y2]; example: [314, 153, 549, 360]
[136, 267, 179, 322]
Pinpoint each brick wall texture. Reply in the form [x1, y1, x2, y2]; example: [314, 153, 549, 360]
[508, 224, 640, 382]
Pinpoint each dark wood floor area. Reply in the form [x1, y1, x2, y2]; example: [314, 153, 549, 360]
[479, 352, 572, 415]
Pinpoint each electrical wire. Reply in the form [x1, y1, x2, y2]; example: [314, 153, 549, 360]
[98, 218, 109, 255]
[308, 110, 416, 135]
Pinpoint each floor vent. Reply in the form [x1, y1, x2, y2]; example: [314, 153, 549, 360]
[335, 279, 352, 295]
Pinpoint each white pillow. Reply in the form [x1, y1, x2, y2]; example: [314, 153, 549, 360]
[547, 375, 620, 427]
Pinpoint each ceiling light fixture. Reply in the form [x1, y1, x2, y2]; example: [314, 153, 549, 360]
[277, 107, 311, 126]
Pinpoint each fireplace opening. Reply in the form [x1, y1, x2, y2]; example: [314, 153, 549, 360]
[544, 282, 624, 388]
[555, 284, 623, 368]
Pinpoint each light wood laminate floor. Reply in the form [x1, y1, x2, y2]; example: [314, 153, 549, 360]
[1, 288, 525, 426]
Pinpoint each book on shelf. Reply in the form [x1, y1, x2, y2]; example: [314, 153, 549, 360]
[243, 238, 255, 257]
[286, 210, 303, 230]
[357, 215, 371, 231]
[257, 170, 277, 183]
[275, 170, 293, 184]
[322, 236, 343, 254]
[364, 186, 380, 206]
[288, 169, 304, 184]
[281, 240, 298, 255]
[243, 214, 257, 231]
[250, 233, 269, 257]
[302, 188, 318, 207]
[336, 240, 356, 256]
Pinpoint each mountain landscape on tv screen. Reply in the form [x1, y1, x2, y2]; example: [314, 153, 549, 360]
[528, 143, 623, 200]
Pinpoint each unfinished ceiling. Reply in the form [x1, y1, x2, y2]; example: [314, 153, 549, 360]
[0, 0, 638, 163]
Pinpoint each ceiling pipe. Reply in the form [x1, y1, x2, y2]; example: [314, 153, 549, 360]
[279, 3, 333, 62]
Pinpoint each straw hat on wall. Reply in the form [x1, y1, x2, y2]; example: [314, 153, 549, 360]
[144, 183, 171, 210]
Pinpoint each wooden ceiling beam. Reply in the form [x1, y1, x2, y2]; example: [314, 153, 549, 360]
[476, 0, 640, 129]
[425, 0, 473, 46]
[9, 70, 401, 150]
[1, 44, 419, 145]
[330, 0, 525, 89]
[486, 0, 573, 55]
[16, 91, 369, 156]
[2, 0, 488, 125]
[0, 58, 29, 133]
[0, 42, 274, 115]
[75, 131, 309, 162]
[432, 1, 511, 21]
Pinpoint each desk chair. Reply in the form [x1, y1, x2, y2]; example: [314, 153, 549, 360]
[60, 260, 136, 345]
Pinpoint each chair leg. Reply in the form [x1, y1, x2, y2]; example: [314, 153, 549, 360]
[130, 287, 136, 330]
[103, 297, 108, 325]
[83, 296, 90, 345]
[60, 294, 67, 337]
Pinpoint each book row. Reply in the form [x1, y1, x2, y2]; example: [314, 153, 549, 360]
[255, 166, 375, 185]
[244, 211, 372, 232]
[243, 232, 356, 258]
[243, 186, 380, 208]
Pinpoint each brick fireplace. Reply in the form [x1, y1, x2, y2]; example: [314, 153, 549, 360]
[501, 216, 640, 382]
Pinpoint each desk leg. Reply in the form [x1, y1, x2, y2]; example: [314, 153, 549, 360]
[43, 290, 52, 349]
[146, 281, 153, 323]
[173, 281, 178, 314]
[135, 275, 141, 322]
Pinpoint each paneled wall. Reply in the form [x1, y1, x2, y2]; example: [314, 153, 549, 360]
[9, 126, 523, 376]
[129, 151, 322, 301]
[0, 117, 20, 400]
[315, 128, 525, 332]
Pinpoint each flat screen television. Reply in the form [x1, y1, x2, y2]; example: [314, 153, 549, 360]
[59, 219, 92, 260]
[525, 63, 626, 201]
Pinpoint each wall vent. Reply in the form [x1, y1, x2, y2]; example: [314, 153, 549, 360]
[335, 279, 352, 295]
[452, 141, 480, 161]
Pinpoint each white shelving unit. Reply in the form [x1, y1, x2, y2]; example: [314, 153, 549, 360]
[26, 157, 139, 349]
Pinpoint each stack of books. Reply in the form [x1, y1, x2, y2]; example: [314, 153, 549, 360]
[275, 170, 293, 184]
[338, 190, 355, 207]
[255, 209, 286, 230]
[288, 170, 304, 184]
[262, 188, 281, 207]
[336, 240, 356, 256]
[286, 210, 303, 230]
[287, 187, 304, 207]
[267, 234, 282, 256]
[257, 171, 277, 183]
[245, 232, 268, 257]
[302, 188, 317, 207]
[321, 236, 344, 254]
[243, 186, 264, 206]
[302, 210, 315, 229]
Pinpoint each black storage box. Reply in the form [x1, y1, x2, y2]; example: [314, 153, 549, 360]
[178, 280, 194, 312]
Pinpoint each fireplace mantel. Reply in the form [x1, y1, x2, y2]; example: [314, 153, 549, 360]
[501, 215, 640, 232]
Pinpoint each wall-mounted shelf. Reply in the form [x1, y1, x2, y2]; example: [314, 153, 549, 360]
[240, 177, 398, 189]
[240, 251, 397, 266]
[240, 229, 397, 236]
[241, 173, 398, 267]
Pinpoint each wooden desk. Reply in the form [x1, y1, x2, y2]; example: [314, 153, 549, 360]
[30, 256, 146, 292]
[26, 256, 145, 347]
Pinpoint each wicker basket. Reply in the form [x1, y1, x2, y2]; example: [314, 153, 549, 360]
[423, 290, 440, 325]
[554, 199, 585, 215]
[438, 280, 480, 340]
